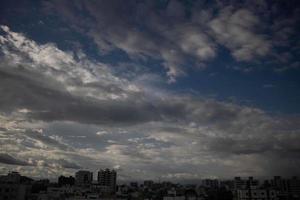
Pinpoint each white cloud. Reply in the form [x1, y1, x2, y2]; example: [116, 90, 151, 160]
[0, 25, 142, 101]
[209, 7, 271, 61]
[96, 130, 108, 136]
[43, 1, 286, 81]
[43, 1, 220, 82]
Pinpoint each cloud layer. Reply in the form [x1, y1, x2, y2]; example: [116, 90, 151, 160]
[41, 0, 277, 82]
[39, 0, 300, 80]
[1, 24, 300, 180]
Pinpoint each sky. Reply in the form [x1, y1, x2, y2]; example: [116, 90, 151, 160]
[0, 0, 300, 181]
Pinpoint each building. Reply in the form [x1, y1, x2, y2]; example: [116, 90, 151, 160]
[0, 172, 32, 200]
[0, 171, 21, 184]
[270, 176, 289, 199]
[97, 168, 117, 193]
[289, 176, 300, 199]
[202, 179, 219, 189]
[234, 177, 246, 190]
[75, 170, 93, 186]
[233, 177, 259, 190]
[130, 182, 138, 188]
[246, 177, 259, 189]
[58, 175, 75, 186]
[270, 176, 300, 199]
[144, 180, 154, 188]
[236, 189, 278, 200]
[0, 184, 30, 200]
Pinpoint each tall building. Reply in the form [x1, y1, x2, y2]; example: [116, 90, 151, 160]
[75, 170, 93, 186]
[289, 176, 300, 199]
[97, 168, 117, 192]
[233, 177, 245, 190]
[271, 176, 289, 199]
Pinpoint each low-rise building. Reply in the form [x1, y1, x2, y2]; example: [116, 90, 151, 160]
[236, 189, 279, 200]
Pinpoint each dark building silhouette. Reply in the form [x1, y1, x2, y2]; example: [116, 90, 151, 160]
[202, 179, 219, 189]
[144, 180, 154, 188]
[75, 170, 93, 186]
[0, 172, 33, 200]
[97, 168, 117, 192]
[58, 175, 75, 186]
[289, 176, 300, 199]
[130, 182, 138, 188]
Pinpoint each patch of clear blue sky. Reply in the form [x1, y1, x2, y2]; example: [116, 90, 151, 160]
[170, 49, 300, 114]
[1, 0, 300, 114]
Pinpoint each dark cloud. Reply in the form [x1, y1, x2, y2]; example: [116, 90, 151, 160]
[0, 66, 266, 129]
[55, 159, 81, 169]
[0, 153, 31, 166]
[206, 137, 273, 155]
[0, 55, 241, 127]
[0, 67, 154, 125]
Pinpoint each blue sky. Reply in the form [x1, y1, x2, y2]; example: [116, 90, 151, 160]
[0, 0, 300, 180]
[1, 0, 299, 114]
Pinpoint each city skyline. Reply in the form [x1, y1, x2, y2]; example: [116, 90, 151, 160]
[0, 0, 300, 181]
[1, 170, 299, 200]
[1, 170, 300, 184]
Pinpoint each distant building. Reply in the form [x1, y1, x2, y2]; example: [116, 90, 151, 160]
[58, 175, 75, 186]
[6, 172, 21, 183]
[130, 182, 138, 188]
[0, 184, 31, 200]
[236, 189, 278, 200]
[144, 180, 154, 188]
[202, 179, 219, 189]
[270, 176, 300, 199]
[246, 177, 259, 189]
[0, 171, 21, 184]
[164, 188, 199, 200]
[233, 177, 259, 190]
[75, 170, 93, 186]
[234, 177, 245, 190]
[289, 176, 300, 199]
[0, 172, 32, 200]
[220, 180, 234, 190]
[270, 176, 289, 199]
[163, 196, 185, 200]
[97, 168, 117, 192]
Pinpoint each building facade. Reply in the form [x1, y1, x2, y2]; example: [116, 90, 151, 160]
[236, 189, 278, 200]
[75, 170, 93, 186]
[97, 169, 117, 192]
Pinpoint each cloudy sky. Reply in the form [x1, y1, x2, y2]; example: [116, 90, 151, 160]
[0, 0, 300, 181]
